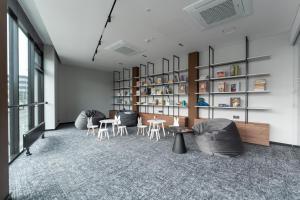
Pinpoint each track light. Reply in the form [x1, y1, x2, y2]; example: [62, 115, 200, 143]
[92, 0, 117, 62]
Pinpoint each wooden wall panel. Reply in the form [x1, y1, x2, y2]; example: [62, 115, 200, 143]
[188, 52, 199, 128]
[109, 110, 117, 119]
[0, 0, 9, 198]
[139, 113, 188, 127]
[132, 67, 139, 112]
[194, 119, 270, 146]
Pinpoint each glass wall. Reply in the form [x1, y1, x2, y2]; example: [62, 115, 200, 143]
[7, 13, 45, 161]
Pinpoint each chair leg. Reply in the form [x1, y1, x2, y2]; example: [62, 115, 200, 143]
[137, 127, 140, 135]
[106, 130, 109, 140]
[99, 132, 102, 141]
[142, 128, 145, 136]
[125, 128, 128, 135]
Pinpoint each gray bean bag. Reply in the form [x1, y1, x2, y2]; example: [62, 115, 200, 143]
[75, 110, 106, 130]
[117, 111, 137, 127]
[192, 118, 243, 157]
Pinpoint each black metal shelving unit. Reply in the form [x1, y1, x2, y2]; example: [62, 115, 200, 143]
[113, 68, 132, 111]
[134, 55, 188, 117]
[195, 36, 271, 123]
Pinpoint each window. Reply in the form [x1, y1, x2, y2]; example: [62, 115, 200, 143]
[7, 12, 45, 162]
[18, 28, 29, 150]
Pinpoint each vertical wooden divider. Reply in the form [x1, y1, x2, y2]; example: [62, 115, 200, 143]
[132, 67, 139, 113]
[188, 52, 199, 128]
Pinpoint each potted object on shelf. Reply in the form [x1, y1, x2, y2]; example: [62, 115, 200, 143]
[230, 97, 241, 107]
[197, 97, 209, 106]
[254, 79, 267, 91]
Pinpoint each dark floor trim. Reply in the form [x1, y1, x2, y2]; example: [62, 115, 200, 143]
[270, 141, 300, 148]
[5, 193, 12, 200]
[8, 150, 25, 165]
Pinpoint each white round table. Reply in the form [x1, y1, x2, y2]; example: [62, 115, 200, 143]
[147, 119, 166, 137]
[99, 119, 116, 136]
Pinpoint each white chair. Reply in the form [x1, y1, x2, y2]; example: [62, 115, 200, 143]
[116, 116, 128, 136]
[137, 117, 147, 136]
[97, 122, 109, 141]
[86, 117, 98, 136]
[150, 124, 160, 141]
[168, 117, 179, 136]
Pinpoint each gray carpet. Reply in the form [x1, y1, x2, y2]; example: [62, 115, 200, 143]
[9, 124, 300, 200]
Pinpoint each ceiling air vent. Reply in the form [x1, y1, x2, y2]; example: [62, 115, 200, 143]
[105, 40, 142, 56]
[183, 0, 253, 29]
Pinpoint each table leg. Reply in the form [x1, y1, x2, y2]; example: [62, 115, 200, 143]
[161, 123, 166, 137]
[112, 123, 115, 136]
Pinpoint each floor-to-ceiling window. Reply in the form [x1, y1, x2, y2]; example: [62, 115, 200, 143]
[18, 28, 29, 150]
[7, 12, 45, 162]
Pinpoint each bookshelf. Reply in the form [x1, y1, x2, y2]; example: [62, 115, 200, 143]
[134, 55, 188, 117]
[113, 68, 132, 111]
[195, 36, 271, 123]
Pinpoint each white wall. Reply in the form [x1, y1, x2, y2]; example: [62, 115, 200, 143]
[199, 32, 297, 145]
[58, 64, 113, 123]
[294, 38, 300, 145]
[44, 45, 58, 130]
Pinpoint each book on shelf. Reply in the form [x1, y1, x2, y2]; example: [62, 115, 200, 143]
[230, 64, 241, 76]
[136, 81, 140, 87]
[216, 71, 226, 78]
[156, 77, 162, 84]
[178, 84, 186, 94]
[179, 75, 186, 82]
[199, 81, 208, 93]
[230, 97, 241, 107]
[164, 86, 173, 94]
[174, 74, 179, 82]
[217, 82, 226, 92]
[230, 82, 241, 92]
[116, 98, 123, 104]
[147, 77, 154, 85]
[254, 79, 267, 91]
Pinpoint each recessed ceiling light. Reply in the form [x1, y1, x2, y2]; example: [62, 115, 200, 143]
[146, 8, 151, 12]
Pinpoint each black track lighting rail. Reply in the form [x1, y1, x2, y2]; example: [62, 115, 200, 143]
[92, 0, 117, 61]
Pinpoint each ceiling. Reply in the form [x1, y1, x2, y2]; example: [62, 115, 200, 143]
[20, 0, 300, 71]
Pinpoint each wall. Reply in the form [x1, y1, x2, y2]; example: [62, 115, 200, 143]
[44, 45, 58, 130]
[199, 32, 297, 145]
[58, 64, 113, 123]
[0, 0, 9, 198]
[294, 37, 300, 145]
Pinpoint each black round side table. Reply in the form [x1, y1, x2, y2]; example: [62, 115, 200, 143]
[172, 132, 187, 154]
